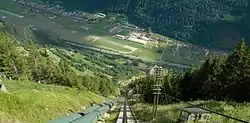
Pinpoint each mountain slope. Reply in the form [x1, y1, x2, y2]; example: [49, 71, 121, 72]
[0, 23, 120, 123]
[0, 28, 120, 96]
[42, 0, 250, 50]
[0, 79, 104, 123]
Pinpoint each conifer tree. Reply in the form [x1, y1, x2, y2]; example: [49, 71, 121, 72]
[220, 40, 247, 101]
[201, 57, 225, 100]
[26, 40, 42, 81]
[0, 34, 23, 79]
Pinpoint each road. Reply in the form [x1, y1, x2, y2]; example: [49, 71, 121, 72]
[0, 9, 24, 18]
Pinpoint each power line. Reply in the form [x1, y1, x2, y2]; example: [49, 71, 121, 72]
[142, 39, 248, 123]
[162, 93, 249, 123]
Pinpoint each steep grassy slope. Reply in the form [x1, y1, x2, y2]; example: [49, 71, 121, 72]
[0, 79, 104, 123]
[132, 101, 250, 123]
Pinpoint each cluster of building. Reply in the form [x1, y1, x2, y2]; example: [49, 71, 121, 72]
[114, 32, 154, 45]
[12, 0, 225, 58]
[14, 0, 105, 20]
[110, 23, 224, 59]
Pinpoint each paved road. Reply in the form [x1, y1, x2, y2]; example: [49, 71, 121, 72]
[0, 9, 24, 18]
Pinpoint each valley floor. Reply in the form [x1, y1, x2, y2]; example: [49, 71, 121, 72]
[0, 78, 105, 123]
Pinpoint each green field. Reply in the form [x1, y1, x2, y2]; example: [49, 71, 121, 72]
[0, 0, 25, 14]
[0, 0, 206, 66]
[87, 37, 133, 52]
[0, 79, 104, 123]
[99, 37, 159, 60]
[103, 36, 145, 48]
[161, 53, 202, 65]
[0, 0, 160, 61]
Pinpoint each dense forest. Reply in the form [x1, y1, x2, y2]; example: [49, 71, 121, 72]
[129, 40, 250, 103]
[0, 32, 118, 97]
[40, 0, 250, 50]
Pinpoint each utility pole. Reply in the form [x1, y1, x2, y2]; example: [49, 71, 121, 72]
[152, 65, 163, 122]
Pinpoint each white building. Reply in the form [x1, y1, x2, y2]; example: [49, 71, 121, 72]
[114, 34, 126, 40]
[127, 37, 148, 45]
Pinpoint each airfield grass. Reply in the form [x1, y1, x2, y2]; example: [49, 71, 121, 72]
[100, 36, 159, 60]
[0, 78, 104, 123]
[96, 43, 131, 53]
[1, 0, 200, 65]
[133, 49, 159, 61]
[161, 53, 201, 65]
[103, 36, 145, 49]
[160, 46, 206, 65]
[0, 0, 25, 14]
[54, 16, 88, 32]
[54, 15, 113, 36]
[132, 101, 250, 123]
[93, 38, 132, 52]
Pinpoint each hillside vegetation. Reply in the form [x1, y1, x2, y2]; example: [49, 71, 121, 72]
[0, 26, 125, 122]
[132, 101, 250, 123]
[0, 32, 118, 97]
[0, 79, 104, 123]
[129, 40, 250, 122]
[42, 0, 250, 50]
[130, 40, 250, 102]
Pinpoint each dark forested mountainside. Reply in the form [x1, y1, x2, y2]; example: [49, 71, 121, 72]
[43, 0, 128, 12]
[127, 0, 250, 50]
[42, 0, 250, 50]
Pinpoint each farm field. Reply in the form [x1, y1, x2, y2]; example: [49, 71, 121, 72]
[0, 1, 160, 61]
[0, 0, 209, 66]
[84, 35, 133, 53]
[0, 0, 25, 15]
[161, 47, 204, 65]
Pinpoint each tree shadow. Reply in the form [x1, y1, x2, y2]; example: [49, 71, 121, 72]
[190, 101, 225, 112]
[156, 116, 177, 123]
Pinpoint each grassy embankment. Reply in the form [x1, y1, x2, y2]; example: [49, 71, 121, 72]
[0, 79, 105, 123]
[105, 101, 123, 123]
[132, 101, 250, 123]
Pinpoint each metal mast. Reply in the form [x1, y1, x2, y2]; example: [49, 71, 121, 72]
[152, 42, 167, 122]
[152, 65, 163, 121]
